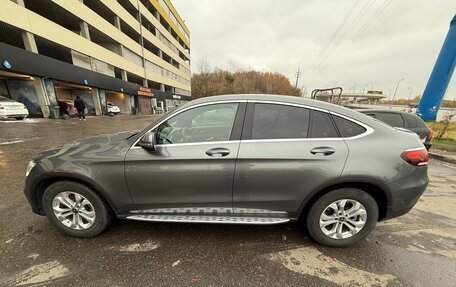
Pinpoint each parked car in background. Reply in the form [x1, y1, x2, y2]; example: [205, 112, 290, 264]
[58, 100, 77, 116]
[0, 96, 29, 120]
[107, 102, 120, 114]
[358, 110, 433, 150]
[24, 95, 429, 247]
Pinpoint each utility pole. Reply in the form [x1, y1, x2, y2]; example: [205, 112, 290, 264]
[295, 68, 301, 88]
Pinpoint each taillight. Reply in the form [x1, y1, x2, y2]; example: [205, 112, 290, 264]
[428, 129, 433, 141]
[401, 148, 429, 166]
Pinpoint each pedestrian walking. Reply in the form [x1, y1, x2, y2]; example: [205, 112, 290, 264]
[74, 96, 86, 120]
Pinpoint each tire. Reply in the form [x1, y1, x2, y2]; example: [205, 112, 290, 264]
[42, 181, 113, 237]
[306, 188, 378, 247]
[15, 117, 25, 120]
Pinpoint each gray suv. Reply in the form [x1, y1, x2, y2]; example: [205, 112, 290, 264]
[24, 95, 429, 247]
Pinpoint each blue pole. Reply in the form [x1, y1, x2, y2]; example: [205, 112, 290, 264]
[417, 14, 456, 121]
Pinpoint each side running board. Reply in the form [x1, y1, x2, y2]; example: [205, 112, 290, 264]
[126, 214, 290, 225]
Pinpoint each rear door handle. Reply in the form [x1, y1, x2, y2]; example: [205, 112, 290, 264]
[206, 148, 230, 157]
[310, 147, 335, 156]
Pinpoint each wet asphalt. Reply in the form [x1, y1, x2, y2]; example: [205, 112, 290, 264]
[0, 115, 454, 287]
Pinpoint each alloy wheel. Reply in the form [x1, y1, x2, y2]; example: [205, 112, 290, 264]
[52, 191, 96, 230]
[319, 199, 367, 239]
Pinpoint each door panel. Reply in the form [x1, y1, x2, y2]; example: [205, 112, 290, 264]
[125, 142, 240, 210]
[125, 102, 245, 211]
[233, 139, 349, 215]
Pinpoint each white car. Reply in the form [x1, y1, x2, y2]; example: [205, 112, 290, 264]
[0, 96, 29, 120]
[107, 102, 120, 114]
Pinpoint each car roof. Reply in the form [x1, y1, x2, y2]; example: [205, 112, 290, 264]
[357, 109, 422, 117]
[186, 94, 377, 124]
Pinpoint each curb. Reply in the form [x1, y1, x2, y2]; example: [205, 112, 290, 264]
[429, 152, 456, 165]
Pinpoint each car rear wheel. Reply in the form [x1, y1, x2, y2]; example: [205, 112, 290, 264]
[306, 188, 378, 247]
[42, 181, 113, 237]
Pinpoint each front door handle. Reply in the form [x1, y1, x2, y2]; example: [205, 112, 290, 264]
[206, 148, 230, 157]
[310, 147, 335, 156]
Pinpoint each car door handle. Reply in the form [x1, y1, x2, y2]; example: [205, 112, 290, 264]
[310, 147, 335, 156]
[205, 148, 230, 157]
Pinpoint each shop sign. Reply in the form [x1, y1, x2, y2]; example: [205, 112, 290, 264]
[138, 86, 153, 97]
[173, 95, 181, 99]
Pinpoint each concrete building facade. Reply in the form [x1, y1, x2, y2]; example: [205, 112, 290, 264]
[0, 0, 191, 117]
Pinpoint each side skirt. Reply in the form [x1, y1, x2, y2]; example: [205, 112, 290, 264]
[117, 207, 293, 225]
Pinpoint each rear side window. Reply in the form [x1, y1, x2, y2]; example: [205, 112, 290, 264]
[375, 112, 405, 127]
[310, 111, 338, 138]
[251, 104, 310, 139]
[332, 115, 366, 137]
[403, 114, 418, 128]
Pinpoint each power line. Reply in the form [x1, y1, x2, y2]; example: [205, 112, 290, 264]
[310, 0, 361, 70]
[351, 0, 392, 41]
[314, 0, 391, 73]
[313, 0, 377, 72]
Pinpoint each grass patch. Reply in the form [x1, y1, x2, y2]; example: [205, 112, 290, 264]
[426, 122, 456, 152]
[432, 139, 456, 152]
[426, 122, 456, 140]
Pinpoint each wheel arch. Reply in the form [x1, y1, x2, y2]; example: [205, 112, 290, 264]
[31, 173, 116, 215]
[297, 178, 392, 222]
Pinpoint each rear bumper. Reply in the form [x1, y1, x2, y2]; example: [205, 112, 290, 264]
[382, 167, 429, 220]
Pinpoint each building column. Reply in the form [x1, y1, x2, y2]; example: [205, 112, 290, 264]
[16, 0, 25, 6]
[121, 70, 128, 81]
[98, 89, 107, 114]
[114, 15, 121, 30]
[33, 78, 50, 118]
[124, 95, 132, 115]
[142, 78, 148, 87]
[21, 31, 38, 53]
[91, 88, 102, 116]
[80, 22, 91, 41]
[160, 83, 165, 92]
[158, 49, 163, 59]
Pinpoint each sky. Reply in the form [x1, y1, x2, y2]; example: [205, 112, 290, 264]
[172, 0, 456, 100]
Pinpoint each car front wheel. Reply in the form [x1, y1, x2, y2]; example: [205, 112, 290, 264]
[306, 188, 378, 247]
[42, 181, 113, 237]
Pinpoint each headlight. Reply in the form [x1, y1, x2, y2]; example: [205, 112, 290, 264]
[25, 160, 36, 177]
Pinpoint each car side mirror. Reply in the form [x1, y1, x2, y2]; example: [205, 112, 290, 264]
[138, 132, 156, 150]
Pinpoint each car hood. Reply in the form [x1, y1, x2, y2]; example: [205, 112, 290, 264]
[34, 131, 137, 160]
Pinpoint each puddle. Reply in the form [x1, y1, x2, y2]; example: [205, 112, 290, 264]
[11, 260, 69, 286]
[111, 240, 159, 252]
[268, 246, 397, 286]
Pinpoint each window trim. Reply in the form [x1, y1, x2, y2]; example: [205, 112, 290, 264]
[130, 100, 246, 148]
[242, 100, 373, 141]
[130, 99, 374, 149]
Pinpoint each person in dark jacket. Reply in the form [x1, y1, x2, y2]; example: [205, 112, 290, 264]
[74, 96, 86, 120]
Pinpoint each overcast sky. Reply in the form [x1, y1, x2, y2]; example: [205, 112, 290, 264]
[173, 0, 455, 100]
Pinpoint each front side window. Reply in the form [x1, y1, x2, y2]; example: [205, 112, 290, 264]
[251, 104, 310, 139]
[155, 103, 238, 144]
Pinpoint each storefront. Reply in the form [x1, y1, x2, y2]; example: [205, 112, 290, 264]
[54, 81, 97, 116]
[137, 86, 153, 115]
[0, 71, 43, 117]
[105, 91, 128, 114]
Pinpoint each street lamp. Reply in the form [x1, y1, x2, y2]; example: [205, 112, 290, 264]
[407, 87, 413, 107]
[390, 78, 405, 109]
